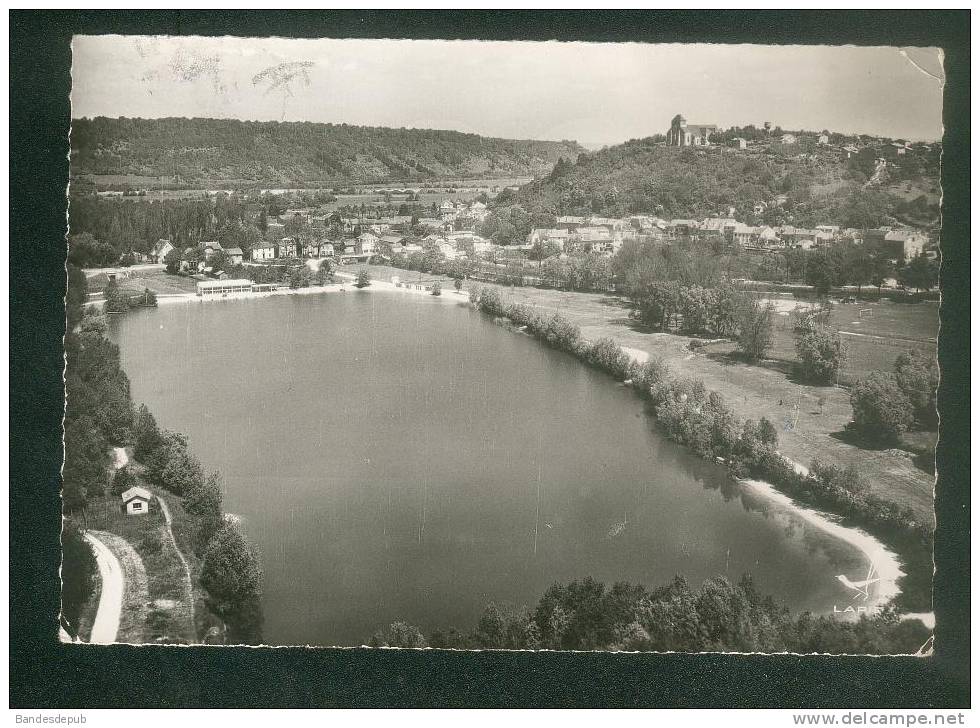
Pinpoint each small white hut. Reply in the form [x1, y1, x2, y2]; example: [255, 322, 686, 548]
[121, 486, 153, 516]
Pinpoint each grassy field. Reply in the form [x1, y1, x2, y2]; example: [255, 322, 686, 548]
[757, 297, 939, 385]
[113, 271, 201, 296]
[352, 265, 936, 527]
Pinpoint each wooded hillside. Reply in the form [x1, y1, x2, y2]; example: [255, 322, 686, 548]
[503, 137, 941, 230]
[70, 117, 583, 186]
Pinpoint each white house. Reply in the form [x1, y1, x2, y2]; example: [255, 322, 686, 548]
[278, 237, 298, 258]
[356, 233, 379, 256]
[780, 133, 798, 144]
[252, 242, 277, 260]
[224, 247, 244, 265]
[151, 239, 175, 263]
[121, 486, 152, 516]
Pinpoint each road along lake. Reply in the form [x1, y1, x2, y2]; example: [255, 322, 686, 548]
[110, 289, 876, 647]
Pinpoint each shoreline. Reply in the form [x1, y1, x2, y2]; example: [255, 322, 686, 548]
[619, 343, 921, 621]
[112, 271, 928, 624]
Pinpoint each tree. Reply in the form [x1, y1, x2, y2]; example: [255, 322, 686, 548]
[184, 471, 225, 554]
[370, 621, 427, 648]
[200, 524, 263, 644]
[354, 269, 371, 288]
[288, 266, 311, 289]
[453, 277, 463, 292]
[737, 301, 775, 361]
[164, 248, 183, 275]
[431, 281, 441, 296]
[898, 252, 938, 292]
[102, 278, 130, 314]
[850, 371, 914, 445]
[804, 251, 840, 297]
[60, 521, 97, 635]
[111, 465, 138, 497]
[793, 315, 847, 384]
[894, 349, 938, 429]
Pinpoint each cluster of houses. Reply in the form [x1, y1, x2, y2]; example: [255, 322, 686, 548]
[147, 197, 497, 270]
[526, 215, 931, 262]
[665, 113, 934, 164]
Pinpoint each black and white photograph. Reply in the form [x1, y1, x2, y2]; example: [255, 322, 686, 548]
[8, 9, 972, 714]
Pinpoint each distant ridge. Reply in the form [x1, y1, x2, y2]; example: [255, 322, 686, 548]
[70, 116, 584, 187]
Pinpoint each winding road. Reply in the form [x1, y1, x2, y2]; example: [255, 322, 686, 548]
[82, 531, 123, 644]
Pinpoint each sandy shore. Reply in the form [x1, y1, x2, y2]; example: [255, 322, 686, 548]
[617, 344, 920, 618]
[740, 478, 904, 613]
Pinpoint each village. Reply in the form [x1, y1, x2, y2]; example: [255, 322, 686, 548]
[117, 114, 936, 289]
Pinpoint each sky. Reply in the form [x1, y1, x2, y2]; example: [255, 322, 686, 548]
[71, 36, 945, 145]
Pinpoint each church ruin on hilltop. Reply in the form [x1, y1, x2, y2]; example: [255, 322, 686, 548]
[667, 114, 717, 147]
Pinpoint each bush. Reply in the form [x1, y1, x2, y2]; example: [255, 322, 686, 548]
[737, 301, 775, 361]
[201, 524, 263, 644]
[354, 269, 371, 288]
[794, 315, 847, 384]
[850, 371, 914, 445]
[431, 281, 441, 296]
[370, 621, 427, 648]
[584, 337, 634, 380]
[476, 287, 506, 316]
[894, 349, 938, 430]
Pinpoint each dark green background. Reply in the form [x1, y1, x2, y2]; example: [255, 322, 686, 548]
[9, 10, 970, 708]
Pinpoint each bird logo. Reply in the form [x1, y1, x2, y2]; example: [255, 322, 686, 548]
[836, 561, 880, 601]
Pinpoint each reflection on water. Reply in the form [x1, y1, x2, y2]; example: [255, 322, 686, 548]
[110, 291, 868, 646]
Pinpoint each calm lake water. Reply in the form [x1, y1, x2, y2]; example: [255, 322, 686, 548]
[110, 290, 867, 646]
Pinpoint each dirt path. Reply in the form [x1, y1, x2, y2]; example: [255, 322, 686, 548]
[155, 494, 197, 637]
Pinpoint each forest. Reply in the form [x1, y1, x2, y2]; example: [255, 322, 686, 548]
[70, 117, 583, 186]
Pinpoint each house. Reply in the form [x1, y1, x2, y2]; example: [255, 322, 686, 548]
[302, 241, 322, 258]
[732, 223, 756, 247]
[224, 247, 244, 265]
[882, 229, 928, 261]
[278, 237, 298, 258]
[266, 222, 286, 239]
[731, 137, 747, 150]
[319, 242, 335, 257]
[201, 241, 222, 260]
[151, 239, 174, 263]
[667, 114, 717, 146]
[668, 219, 699, 238]
[817, 133, 830, 145]
[252, 241, 278, 261]
[881, 142, 909, 159]
[356, 232, 379, 256]
[528, 228, 571, 251]
[121, 486, 152, 516]
[780, 133, 798, 145]
[468, 201, 490, 221]
[841, 144, 860, 159]
[699, 218, 738, 244]
[556, 215, 587, 232]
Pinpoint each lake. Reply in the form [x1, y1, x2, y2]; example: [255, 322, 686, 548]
[109, 290, 869, 646]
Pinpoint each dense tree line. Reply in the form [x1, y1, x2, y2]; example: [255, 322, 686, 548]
[850, 349, 939, 446]
[372, 574, 930, 653]
[62, 268, 263, 643]
[71, 117, 582, 185]
[469, 286, 933, 611]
